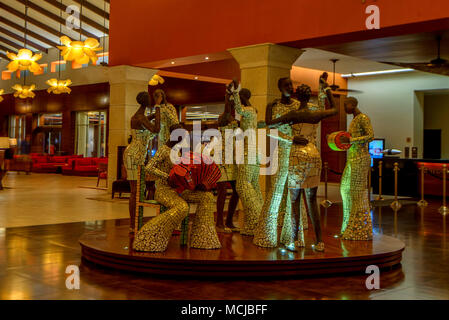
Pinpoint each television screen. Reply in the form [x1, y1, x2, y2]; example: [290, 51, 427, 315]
[369, 139, 385, 167]
[369, 139, 385, 158]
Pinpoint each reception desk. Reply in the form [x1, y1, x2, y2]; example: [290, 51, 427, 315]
[372, 158, 449, 198]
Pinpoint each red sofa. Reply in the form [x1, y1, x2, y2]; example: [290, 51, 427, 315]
[31, 154, 83, 173]
[30, 154, 107, 176]
[70, 157, 108, 177]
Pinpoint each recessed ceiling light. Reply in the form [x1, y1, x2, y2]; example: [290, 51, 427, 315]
[194, 76, 199, 80]
[205, 57, 209, 60]
[170, 61, 175, 65]
[341, 68, 414, 78]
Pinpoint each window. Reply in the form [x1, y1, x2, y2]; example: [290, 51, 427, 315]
[185, 104, 224, 121]
[9, 115, 26, 147]
[75, 111, 107, 157]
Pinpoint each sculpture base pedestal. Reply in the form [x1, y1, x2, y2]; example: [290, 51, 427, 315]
[80, 224, 404, 278]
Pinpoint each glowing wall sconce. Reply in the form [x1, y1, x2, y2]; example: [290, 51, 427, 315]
[9, 138, 18, 147]
[46, 78, 72, 95]
[0, 137, 10, 149]
[6, 49, 43, 73]
[12, 84, 36, 99]
[149, 74, 165, 86]
[57, 36, 102, 65]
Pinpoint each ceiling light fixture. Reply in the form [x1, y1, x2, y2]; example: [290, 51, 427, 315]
[171, 61, 175, 65]
[57, 1, 102, 65]
[194, 76, 199, 80]
[58, 36, 102, 65]
[341, 68, 415, 78]
[46, 79, 72, 94]
[6, 49, 42, 73]
[48, 0, 72, 95]
[12, 84, 36, 99]
[205, 57, 209, 60]
[11, 1, 36, 99]
[6, 1, 42, 73]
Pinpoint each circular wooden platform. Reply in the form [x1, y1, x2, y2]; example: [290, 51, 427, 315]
[79, 225, 405, 278]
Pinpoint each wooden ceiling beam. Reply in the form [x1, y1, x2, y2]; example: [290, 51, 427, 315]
[0, 26, 48, 53]
[0, 52, 8, 60]
[43, 0, 109, 34]
[0, 16, 59, 48]
[0, 2, 62, 39]
[71, 0, 109, 21]
[0, 36, 24, 51]
[0, 43, 13, 53]
[15, 0, 99, 40]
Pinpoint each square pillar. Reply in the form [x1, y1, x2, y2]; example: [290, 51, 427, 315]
[107, 65, 158, 191]
[228, 43, 304, 196]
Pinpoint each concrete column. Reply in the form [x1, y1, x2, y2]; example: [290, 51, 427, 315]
[228, 43, 304, 196]
[107, 65, 158, 191]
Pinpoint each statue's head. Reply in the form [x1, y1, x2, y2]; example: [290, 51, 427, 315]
[153, 89, 167, 105]
[239, 88, 252, 106]
[320, 72, 329, 83]
[136, 91, 151, 107]
[296, 84, 312, 103]
[277, 77, 293, 97]
[344, 97, 358, 114]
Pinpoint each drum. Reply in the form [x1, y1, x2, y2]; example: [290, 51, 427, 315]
[327, 131, 351, 151]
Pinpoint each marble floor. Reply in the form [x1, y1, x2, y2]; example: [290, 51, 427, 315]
[0, 172, 343, 228]
[1, 200, 448, 300]
[0, 173, 130, 228]
[1, 172, 448, 300]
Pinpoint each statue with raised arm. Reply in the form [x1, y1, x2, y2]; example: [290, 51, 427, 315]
[253, 77, 338, 250]
[288, 77, 337, 252]
[228, 81, 263, 236]
[123, 92, 160, 236]
[153, 89, 179, 149]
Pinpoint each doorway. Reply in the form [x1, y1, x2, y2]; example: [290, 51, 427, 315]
[423, 129, 441, 159]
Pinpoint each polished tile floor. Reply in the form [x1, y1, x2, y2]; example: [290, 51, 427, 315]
[0, 173, 448, 300]
[0, 173, 129, 228]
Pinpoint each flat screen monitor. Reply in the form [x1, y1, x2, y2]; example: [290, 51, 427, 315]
[369, 138, 385, 167]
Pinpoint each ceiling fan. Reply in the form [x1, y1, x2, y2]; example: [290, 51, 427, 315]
[328, 59, 363, 93]
[380, 35, 449, 76]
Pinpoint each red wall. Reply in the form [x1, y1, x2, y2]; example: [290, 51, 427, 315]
[109, 0, 449, 66]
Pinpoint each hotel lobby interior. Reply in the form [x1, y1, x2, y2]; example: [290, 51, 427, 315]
[0, 0, 449, 304]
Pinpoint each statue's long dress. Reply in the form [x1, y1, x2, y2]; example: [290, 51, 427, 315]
[232, 92, 263, 236]
[133, 145, 221, 252]
[340, 113, 374, 240]
[288, 102, 322, 240]
[123, 129, 156, 181]
[158, 103, 179, 149]
[253, 99, 300, 248]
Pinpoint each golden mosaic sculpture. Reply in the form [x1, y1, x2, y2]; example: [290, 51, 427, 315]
[133, 140, 221, 252]
[340, 97, 374, 240]
[230, 85, 263, 236]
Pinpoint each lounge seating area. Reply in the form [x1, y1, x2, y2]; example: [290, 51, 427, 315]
[29, 153, 108, 177]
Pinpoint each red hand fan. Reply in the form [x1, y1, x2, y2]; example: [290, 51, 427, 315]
[168, 152, 221, 193]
